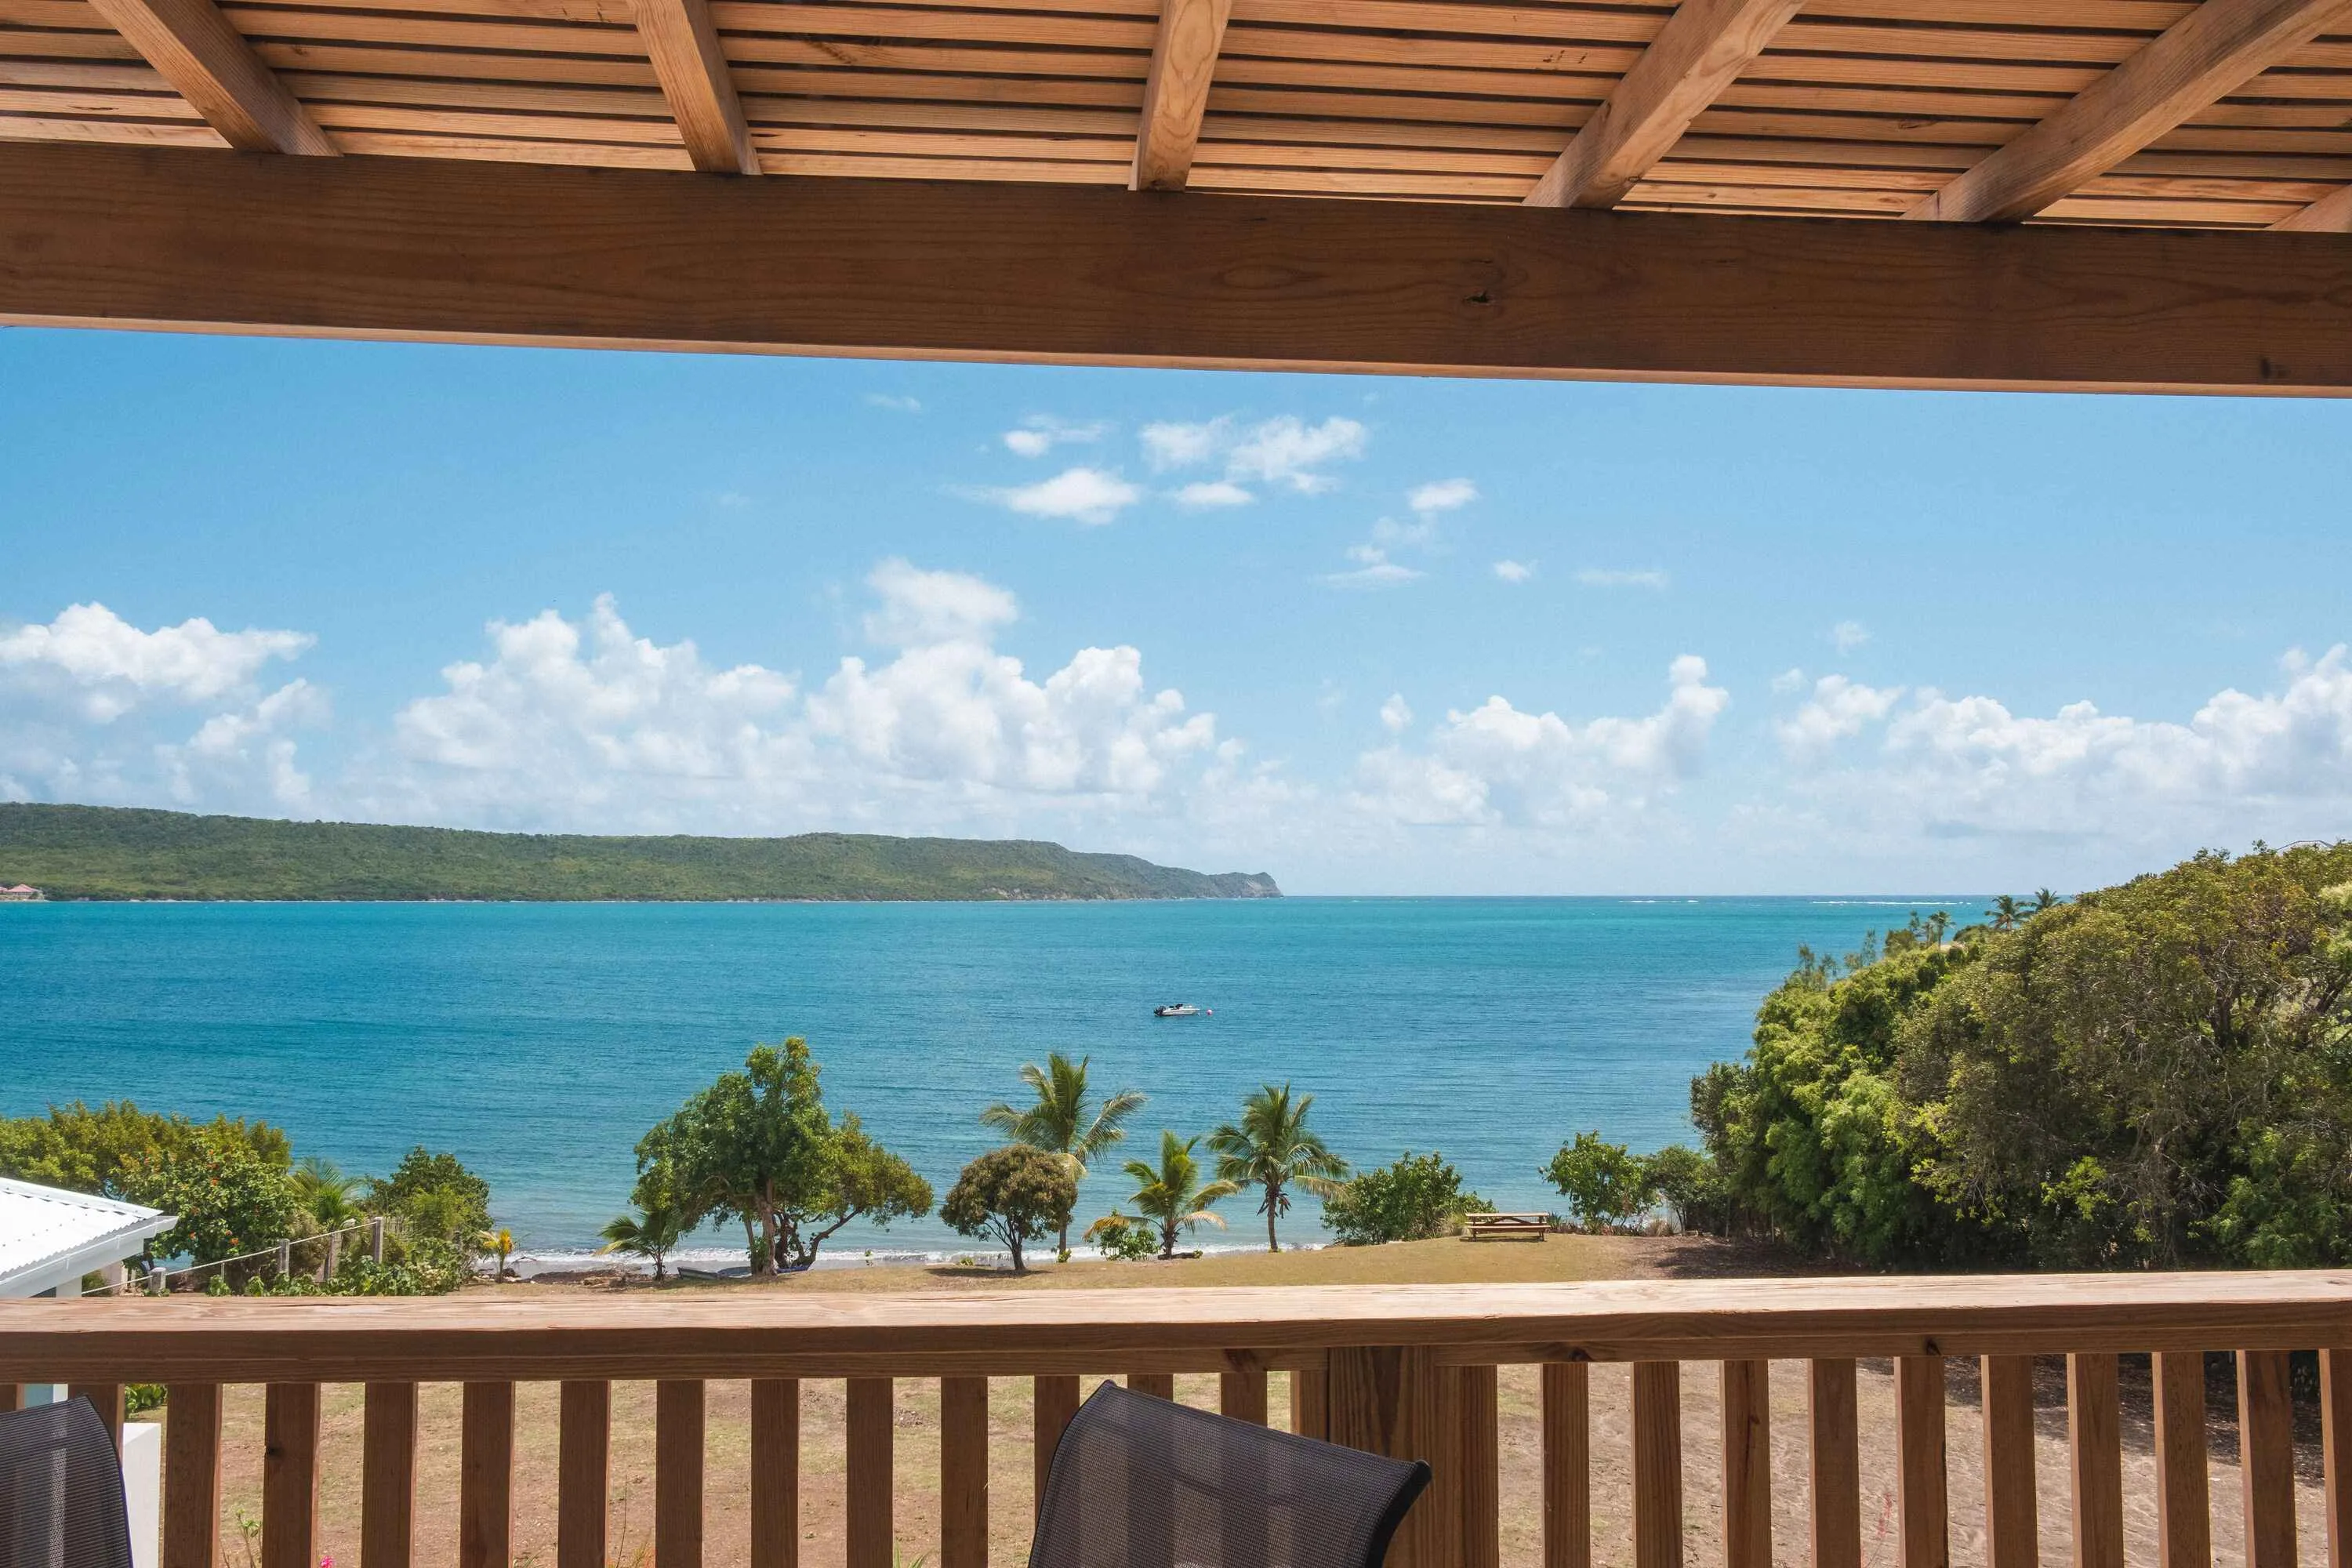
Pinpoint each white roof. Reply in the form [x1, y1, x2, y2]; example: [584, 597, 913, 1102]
[0, 1176, 176, 1298]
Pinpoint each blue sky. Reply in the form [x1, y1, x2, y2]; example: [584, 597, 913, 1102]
[5, 325, 2351, 894]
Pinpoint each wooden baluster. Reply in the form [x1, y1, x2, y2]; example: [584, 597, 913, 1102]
[1809, 1360, 1860, 1568]
[1129, 1373, 1175, 1400]
[1894, 1356, 1947, 1568]
[941, 1377, 988, 1568]
[1290, 1367, 1328, 1441]
[1980, 1356, 2038, 1568]
[1330, 1347, 1458, 1568]
[1722, 1360, 1770, 1568]
[2239, 1351, 2298, 1568]
[751, 1379, 799, 1568]
[0, 1384, 17, 1414]
[1462, 1365, 1500, 1568]
[560, 1381, 611, 1568]
[262, 1382, 322, 1568]
[656, 1380, 705, 1568]
[1220, 1367, 1269, 1425]
[162, 1382, 223, 1568]
[462, 1381, 515, 1568]
[362, 1382, 418, 1568]
[2154, 1353, 2211, 1568]
[1034, 1375, 1081, 1508]
[70, 1382, 124, 1447]
[2324, 1352, 2352, 1568]
[1632, 1361, 1683, 1568]
[1543, 1363, 1591, 1568]
[2068, 1354, 2123, 1568]
[848, 1377, 895, 1568]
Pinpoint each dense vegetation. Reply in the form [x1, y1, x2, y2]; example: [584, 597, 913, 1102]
[0, 804, 1281, 902]
[0, 1102, 495, 1294]
[1683, 843, 2352, 1269]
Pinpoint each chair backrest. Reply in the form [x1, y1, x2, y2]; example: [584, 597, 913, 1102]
[0, 1397, 135, 1568]
[1030, 1381, 1428, 1568]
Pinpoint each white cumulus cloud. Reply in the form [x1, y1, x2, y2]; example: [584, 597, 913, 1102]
[1003, 416, 1107, 458]
[0, 603, 313, 721]
[1776, 674, 1905, 765]
[1832, 620, 1871, 654]
[1323, 546, 1424, 590]
[985, 467, 1142, 526]
[1408, 479, 1478, 515]
[1354, 656, 1730, 827]
[1141, 415, 1367, 499]
[1380, 694, 1414, 734]
[1493, 561, 1535, 584]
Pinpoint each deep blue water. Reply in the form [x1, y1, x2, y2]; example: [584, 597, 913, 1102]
[0, 898, 1975, 1260]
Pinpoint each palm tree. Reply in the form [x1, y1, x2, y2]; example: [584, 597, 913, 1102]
[1123, 1131, 1240, 1260]
[1209, 1083, 1349, 1252]
[1987, 894, 2024, 931]
[600, 1200, 687, 1281]
[2032, 887, 2062, 914]
[292, 1156, 363, 1279]
[491, 1227, 516, 1280]
[979, 1052, 1146, 1261]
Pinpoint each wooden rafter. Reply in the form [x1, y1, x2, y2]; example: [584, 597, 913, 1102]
[7, 141, 2352, 395]
[1523, 0, 1805, 209]
[1906, 0, 2352, 223]
[1131, 0, 1232, 191]
[2274, 185, 2352, 231]
[82, 0, 334, 154]
[634, 0, 757, 175]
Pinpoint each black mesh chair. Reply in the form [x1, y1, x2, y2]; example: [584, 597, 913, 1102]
[0, 1396, 135, 1568]
[1032, 1381, 1428, 1568]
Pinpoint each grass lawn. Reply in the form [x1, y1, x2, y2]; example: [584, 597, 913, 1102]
[162, 1235, 2329, 1568]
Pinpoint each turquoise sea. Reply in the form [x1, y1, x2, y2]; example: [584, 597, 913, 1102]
[0, 898, 1976, 1263]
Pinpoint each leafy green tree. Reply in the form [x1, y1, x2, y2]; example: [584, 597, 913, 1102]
[117, 1122, 304, 1267]
[0, 1101, 288, 1200]
[1641, 1144, 1725, 1234]
[644, 1039, 931, 1275]
[293, 1156, 363, 1229]
[940, 1144, 1077, 1273]
[1544, 1132, 1654, 1232]
[367, 1148, 494, 1247]
[1123, 1131, 1239, 1259]
[1319, 1151, 1490, 1246]
[979, 1053, 1145, 1261]
[1208, 1083, 1348, 1252]
[1904, 845, 2352, 1269]
[1696, 916, 1976, 1263]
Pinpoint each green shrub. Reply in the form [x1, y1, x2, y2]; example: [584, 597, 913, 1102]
[1320, 1152, 1489, 1246]
[1544, 1132, 1653, 1232]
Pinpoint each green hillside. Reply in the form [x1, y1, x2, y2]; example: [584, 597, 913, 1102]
[0, 804, 1281, 902]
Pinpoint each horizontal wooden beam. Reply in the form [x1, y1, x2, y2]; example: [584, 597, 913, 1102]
[2276, 183, 2352, 232]
[1907, 0, 2352, 223]
[5, 141, 2352, 394]
[1524, 0, 1805, 210]
[632, 0, 757, 176]
[83, 0, 334, 154]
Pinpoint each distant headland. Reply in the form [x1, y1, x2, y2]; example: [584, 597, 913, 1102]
[0, 804, 1282, 902]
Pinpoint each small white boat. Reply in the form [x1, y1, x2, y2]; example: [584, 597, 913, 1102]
[1153, 1003, 1207, 1017]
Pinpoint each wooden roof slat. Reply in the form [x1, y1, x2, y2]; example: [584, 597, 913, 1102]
[1907, 0, 2352, 221]
[633, 0, 756, 172]
[1131, 0, 1229, 188]
[2273, 180, 2352, 223]
[85, 0, 334, 149]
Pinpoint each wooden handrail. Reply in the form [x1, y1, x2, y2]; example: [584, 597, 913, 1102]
[8, 1272, 2352, 1382]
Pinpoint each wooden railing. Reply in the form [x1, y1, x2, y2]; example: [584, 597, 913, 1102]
[7, 1272, 2352, 1568]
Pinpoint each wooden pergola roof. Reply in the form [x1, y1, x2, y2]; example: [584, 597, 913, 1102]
[3, 0, 2352, 390]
